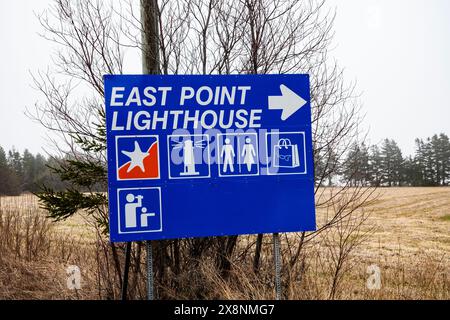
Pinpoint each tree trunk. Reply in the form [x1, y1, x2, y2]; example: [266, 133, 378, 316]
[253, 234, 264, 273]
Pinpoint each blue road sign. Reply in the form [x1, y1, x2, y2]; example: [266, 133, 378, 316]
[104, 74, 316, 242]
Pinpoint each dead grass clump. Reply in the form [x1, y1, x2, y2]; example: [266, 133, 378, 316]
[0, 195, 97, 299]
[359, 251, 450, 300]
[0, 207, 52, 261]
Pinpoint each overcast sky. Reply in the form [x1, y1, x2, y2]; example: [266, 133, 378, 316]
[0, 0, 449, 156]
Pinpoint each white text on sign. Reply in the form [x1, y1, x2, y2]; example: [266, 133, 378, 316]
[109, 86, 263, 131]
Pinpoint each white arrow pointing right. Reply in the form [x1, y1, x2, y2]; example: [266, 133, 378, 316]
[268, 84, 307, 121]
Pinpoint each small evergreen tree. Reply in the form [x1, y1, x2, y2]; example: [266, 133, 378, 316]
[342, 142, 370, 186]
[368, 145, 382, 187]
[379, 139, 403, 186]
[0, 147, 18, 195]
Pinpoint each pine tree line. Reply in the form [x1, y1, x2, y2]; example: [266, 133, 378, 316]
[340, 133, 450, 187]
[0, 146, 66, 196]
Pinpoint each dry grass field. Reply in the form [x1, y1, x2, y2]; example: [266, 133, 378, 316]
[0, 187, 448, 299]
[336, 187, 450, 299]
[360, 188, 449, 259]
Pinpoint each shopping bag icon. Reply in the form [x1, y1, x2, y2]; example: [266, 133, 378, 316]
[273, 138, 300, 168]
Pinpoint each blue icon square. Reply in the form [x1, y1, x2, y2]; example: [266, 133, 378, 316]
[117, 187, 162, 234]
[217, 133, 259, 177]
[167, 134, 210, 179]
[265, 132, 307, 175]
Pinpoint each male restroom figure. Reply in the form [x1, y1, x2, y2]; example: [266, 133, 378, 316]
[221, 138, 235, 173]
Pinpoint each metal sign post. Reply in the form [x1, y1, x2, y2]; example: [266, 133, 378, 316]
[273, 233, 282, 300]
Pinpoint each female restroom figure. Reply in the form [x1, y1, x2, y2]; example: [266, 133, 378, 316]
[241, 137, 256, 172]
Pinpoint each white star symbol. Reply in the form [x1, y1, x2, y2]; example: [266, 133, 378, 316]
[121, 141, 149, 173]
